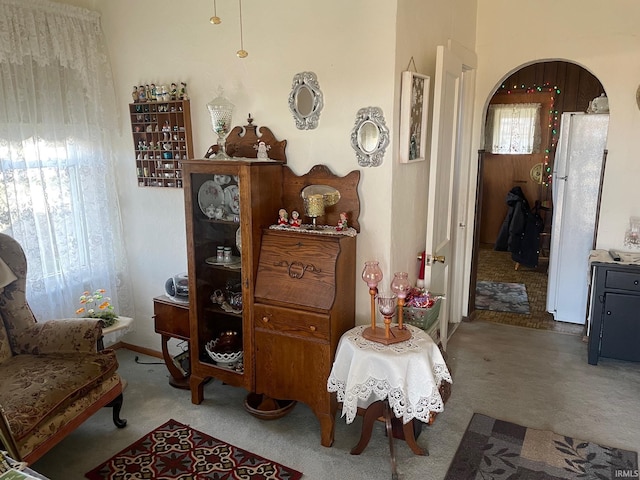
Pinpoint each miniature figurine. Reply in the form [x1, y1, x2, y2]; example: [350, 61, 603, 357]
[290, 210, 301, 228]
[150, 83, 157, 101]
[137, 85, 146, 102]
[170, 83, 178, 100]
[255, 141, 271, 160]
[277, 208, 288, 225]
[179, 82, 188, 100]
[145, 84, 151, 101]
[337, 212, 348, 231]
[132, 86, 139, 102]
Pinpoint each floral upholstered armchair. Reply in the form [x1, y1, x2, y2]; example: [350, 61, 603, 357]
[0, 233, 126, 463]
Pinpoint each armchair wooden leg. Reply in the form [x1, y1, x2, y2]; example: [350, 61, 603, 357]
[108, 393, 127, 428]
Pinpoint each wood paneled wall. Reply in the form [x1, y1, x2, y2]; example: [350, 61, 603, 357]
[479, 62, 605, 245]
[497, 61, 605, 116]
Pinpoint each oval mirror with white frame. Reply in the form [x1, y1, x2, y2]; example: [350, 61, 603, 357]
[288, 72, 324, 130]
[351, 106, 390, 167]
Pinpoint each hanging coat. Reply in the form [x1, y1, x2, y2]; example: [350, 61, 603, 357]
[495, 186, 543, 268]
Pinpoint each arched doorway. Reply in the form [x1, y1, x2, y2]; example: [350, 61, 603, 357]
[470, 60, 606, 333]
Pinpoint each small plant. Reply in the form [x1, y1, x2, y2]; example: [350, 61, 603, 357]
[76, 289, 118, 327]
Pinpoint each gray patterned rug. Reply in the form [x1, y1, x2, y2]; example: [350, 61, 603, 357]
[475, 281, 530, 315]
[445, 413, 638, 479]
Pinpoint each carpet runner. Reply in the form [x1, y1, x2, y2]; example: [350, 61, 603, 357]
[445, 413, 638, 480]
[475, 281, 530, 314]
[85, 419, 302, 480]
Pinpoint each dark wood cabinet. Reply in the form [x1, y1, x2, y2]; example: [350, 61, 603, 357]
[182, 159, 284, 403]
[153, 295, 190, 388]
[588, 260, 640, 364]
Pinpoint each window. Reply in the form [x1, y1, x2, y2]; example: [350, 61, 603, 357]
[485, 103, 542, 154]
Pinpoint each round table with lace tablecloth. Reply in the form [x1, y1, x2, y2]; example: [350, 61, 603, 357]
[327, 324, 452, 478]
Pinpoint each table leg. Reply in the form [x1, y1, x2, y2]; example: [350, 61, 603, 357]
[160, 334, 190, 389]
[383, 401, 398, 480]
[402, 420, 427, 456]
[350, 400, 384, 455]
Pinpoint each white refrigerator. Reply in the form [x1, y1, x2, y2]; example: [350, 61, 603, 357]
[546, 112, 609, 324]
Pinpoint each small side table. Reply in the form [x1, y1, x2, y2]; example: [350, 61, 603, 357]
[98, 316, 134, 350]
[327, 325, 452, 479]
[153, 295, 190, 389]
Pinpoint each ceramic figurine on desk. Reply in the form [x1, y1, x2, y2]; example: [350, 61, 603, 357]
[255, 141, 270, 160]
[277, 208, 288, 225]
[290, 210, 301, 228]
[337, 212, 348, 231]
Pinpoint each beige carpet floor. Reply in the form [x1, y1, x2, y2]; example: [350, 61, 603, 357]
[32, 321, 640, 480]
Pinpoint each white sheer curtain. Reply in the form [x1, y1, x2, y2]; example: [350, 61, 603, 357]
[485, 103, 542, 154]
[0, 0, 133, 320]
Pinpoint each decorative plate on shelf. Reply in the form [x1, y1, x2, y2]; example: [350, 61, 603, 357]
[224, 185, 240, 215]
[197, 180, 224, 216]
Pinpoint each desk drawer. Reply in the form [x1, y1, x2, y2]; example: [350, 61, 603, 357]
[255, 230, 342, 310]
[254, 303, 330, 341]
[605, 270, 640, 292]
[154, 299, 190, 339]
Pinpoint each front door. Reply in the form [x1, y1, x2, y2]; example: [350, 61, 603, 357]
[424, 45, 463, 350]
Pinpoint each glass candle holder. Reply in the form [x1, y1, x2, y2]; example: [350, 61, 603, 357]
[207, 94, 234, 159]
[362, 261, 383, 330]
[391, 272, 410, 330]
[362, 261, 383, 288]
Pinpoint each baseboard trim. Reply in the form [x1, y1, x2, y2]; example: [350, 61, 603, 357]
[117, 342, 163, 360]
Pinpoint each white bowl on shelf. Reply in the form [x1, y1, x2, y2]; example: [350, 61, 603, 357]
[205, 339, 243, 367]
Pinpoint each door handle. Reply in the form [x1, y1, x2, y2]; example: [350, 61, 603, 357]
[425, 254, 446, 265]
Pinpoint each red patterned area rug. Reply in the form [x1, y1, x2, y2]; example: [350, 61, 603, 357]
[85, 419, 303, 480]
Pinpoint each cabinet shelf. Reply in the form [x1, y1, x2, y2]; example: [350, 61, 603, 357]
[129, 100, 194, 188]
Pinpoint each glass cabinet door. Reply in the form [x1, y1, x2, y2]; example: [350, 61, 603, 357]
[183, 158, 284, 404]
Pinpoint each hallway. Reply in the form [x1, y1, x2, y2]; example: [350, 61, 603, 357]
[473, 243, 584, 335]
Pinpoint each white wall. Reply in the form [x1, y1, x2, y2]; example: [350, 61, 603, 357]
[391, 0, 477, 282]
[92, 0, 399, 352]
[474, 0, 640, 256]
[48, 0, 476, 352]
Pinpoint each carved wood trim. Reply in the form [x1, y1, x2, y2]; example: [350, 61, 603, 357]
[204, 115, 287, 163]
[282, 164, 361, 232]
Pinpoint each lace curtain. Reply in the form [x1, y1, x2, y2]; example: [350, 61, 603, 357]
[485, 103, 542, 154]
[0, 0, 133, 321]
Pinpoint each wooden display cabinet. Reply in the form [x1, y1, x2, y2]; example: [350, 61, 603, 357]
[253, 164, 360, 447]
[182, 158, 284, 404]
[129, 100, 193, 188]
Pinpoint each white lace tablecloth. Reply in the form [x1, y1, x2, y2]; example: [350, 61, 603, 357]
[327, 324, 452, 425]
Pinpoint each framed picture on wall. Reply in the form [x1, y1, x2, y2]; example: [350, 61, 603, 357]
[399, 71, 430, 163]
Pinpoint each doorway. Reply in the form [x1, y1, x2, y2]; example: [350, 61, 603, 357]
[470, 61, 605, 334]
